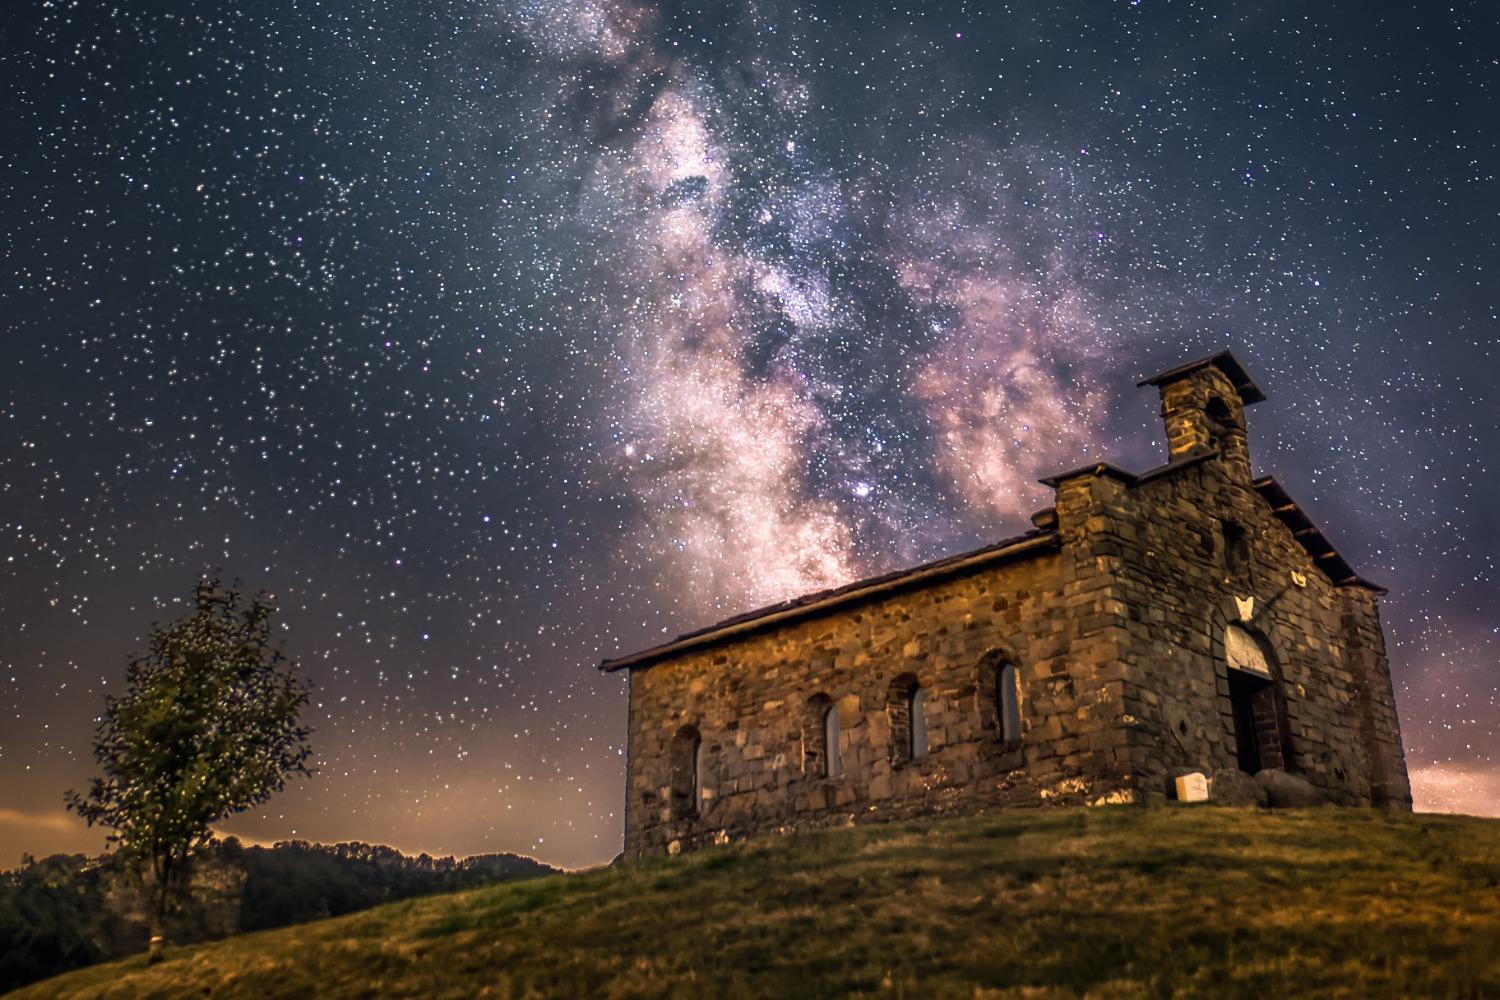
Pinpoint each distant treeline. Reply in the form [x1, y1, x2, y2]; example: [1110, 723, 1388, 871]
[0, 838, 558, 992]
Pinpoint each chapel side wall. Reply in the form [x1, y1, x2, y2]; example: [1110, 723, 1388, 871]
[1111, 448, 1407, 807]
[623, 670, 642, 855]
[622, 543, 1135, 859]
[1340, 588, 1412, 808]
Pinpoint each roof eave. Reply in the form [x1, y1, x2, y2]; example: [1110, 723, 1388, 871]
[599, 532, 1060, 673]
[1251, 476, 1386, 594]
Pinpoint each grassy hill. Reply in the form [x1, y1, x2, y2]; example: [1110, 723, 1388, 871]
[0, 840, 557, 993]
[11, 806, 1500, 999]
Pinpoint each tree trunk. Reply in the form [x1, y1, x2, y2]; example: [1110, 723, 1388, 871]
[148, 855, 171, 965]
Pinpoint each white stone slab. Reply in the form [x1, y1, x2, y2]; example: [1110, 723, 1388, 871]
[1175, 772, 1210, 803]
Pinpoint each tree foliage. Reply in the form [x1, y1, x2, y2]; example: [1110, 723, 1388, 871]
[65, 578, 314, 948]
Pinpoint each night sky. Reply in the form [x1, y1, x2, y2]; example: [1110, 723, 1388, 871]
[2, 1, 1495, 869]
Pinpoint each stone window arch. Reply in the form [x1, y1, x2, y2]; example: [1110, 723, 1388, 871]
[803, 693, 840, 778]
[998, 661, 1022, 742]
[978, 651, 1023, 743]
[1222, 624, 1295, 774]
[670, 724, 703, 819]
[888, 674, 927, 763]
[911, 687, 928, 760]
[822, 701, 841, 778]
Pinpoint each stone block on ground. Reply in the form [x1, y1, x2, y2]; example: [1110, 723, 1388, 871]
[1256, 768, 1327, 808]
[1209, 768, 1267, 807]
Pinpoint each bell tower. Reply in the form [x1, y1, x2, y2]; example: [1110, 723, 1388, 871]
[1137, 350, 1266, 482]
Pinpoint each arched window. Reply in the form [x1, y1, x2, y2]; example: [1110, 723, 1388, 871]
[822, 703, 840, 778]
[909, 686, 928, 760]
[887, 674, 926, 764]
[804, 693, 839, 778]
[978, 651, 1021, 743]
[694, 735, 706, 805]
[998, 662, 1022, 742]
[671, 725, 702, 819]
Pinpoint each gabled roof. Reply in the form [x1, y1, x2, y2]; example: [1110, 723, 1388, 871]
[599, 529, 1060, 672]
[1251, 476, 1386, 593]
[1137, 350, 1267, 405]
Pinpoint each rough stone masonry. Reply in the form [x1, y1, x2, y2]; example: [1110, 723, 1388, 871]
[602, 352, 1412, 859]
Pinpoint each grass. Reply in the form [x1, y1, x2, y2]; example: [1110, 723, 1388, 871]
[10, 806, 1500, 999]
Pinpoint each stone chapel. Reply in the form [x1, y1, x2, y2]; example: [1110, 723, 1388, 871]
[601, 351, 1412, 859]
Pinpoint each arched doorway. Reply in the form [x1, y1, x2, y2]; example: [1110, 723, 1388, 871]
[1223, 624, 1294, 774]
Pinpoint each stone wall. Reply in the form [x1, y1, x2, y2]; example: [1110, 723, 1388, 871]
[623, 540, 1142, 858]
[1108, 364, 1411, 808]
[1340, 587, 1413, 807]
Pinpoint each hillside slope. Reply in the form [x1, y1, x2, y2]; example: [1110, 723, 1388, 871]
[0, 841, 557, 993]
[12, 807, 1500, 999]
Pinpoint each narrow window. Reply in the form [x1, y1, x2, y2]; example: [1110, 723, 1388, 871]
[693, 735, 705, 807]
[805, 693, 836, 776]
[909, 686, 928, 760]
[1221, 520, 1249, 578]
[999, 662, 1021, 741]
[823, 703, 840, 778]
[887, 674, 923, 765]
[671, 725, 702, 819]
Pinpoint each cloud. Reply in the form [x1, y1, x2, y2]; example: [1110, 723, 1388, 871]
[0, 807, 105, 865]
[0, 806, 80, 834]
[1409, 763, 1500, 818]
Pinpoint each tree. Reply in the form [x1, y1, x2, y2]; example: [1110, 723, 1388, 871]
[66, 578, 314, 963]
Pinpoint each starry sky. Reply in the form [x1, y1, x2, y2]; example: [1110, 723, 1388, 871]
[2, 1, 1496, 869]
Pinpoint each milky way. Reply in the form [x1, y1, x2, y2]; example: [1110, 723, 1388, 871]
[2, 1, 1496, 867]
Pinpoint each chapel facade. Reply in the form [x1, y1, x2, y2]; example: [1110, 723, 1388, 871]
[602, 352, 1412, 859]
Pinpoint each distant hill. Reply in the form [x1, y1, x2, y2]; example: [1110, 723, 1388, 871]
[0, 838, 556, 993]
[9, 807, 1499, 998]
